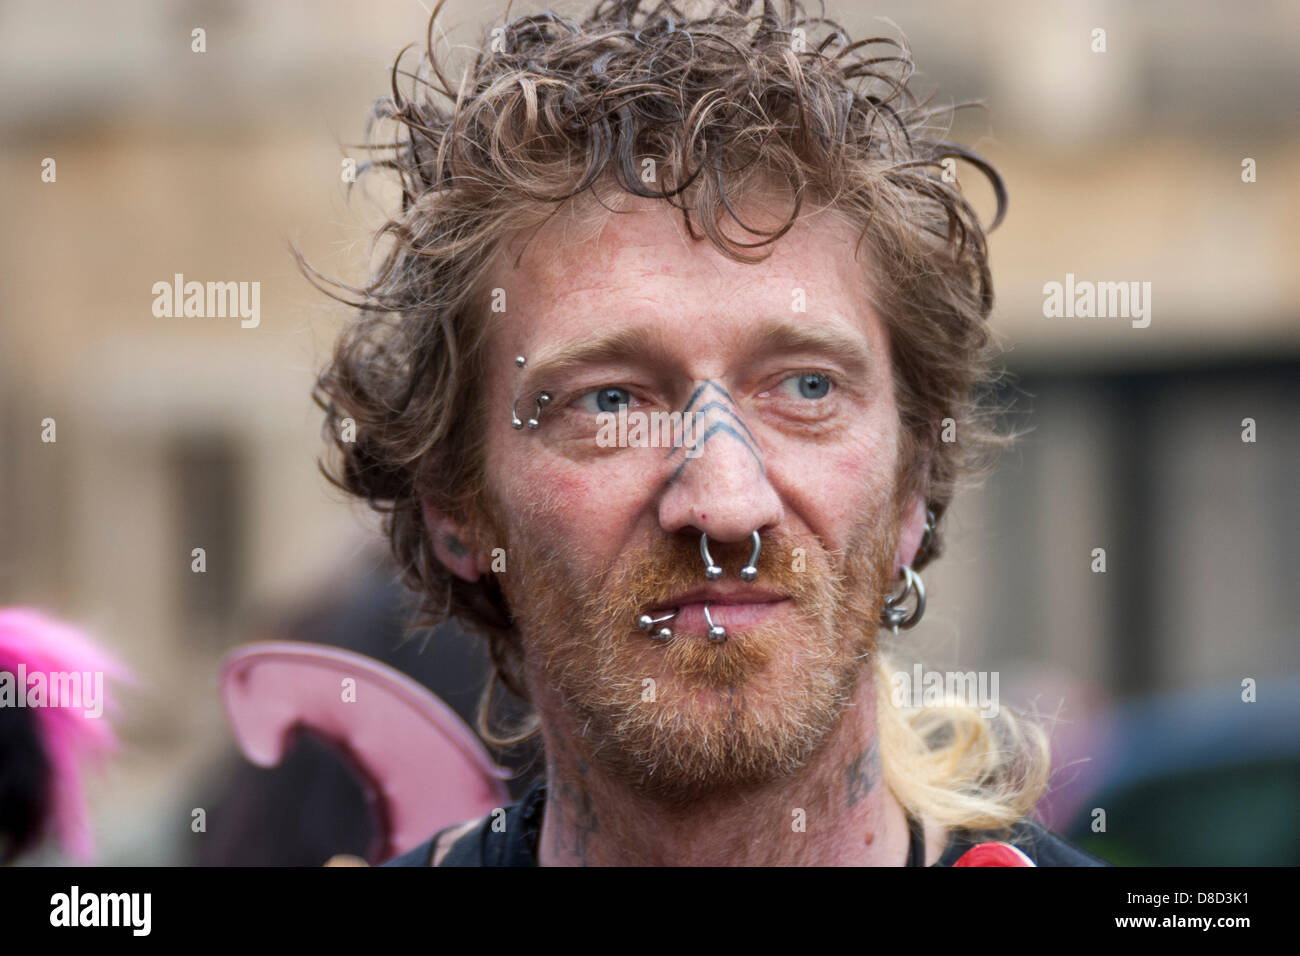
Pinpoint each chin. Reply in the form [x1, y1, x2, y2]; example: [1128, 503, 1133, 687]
[566, 629, 865, 804]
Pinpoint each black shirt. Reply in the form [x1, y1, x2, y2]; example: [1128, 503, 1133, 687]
[383, 779, 1108, 867]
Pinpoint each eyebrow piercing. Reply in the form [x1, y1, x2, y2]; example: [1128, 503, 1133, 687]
[699, 530, 762, 581]
[510, 391, 551, 430]
[703, 603, 726, 643]
[637, 608, 678, 641]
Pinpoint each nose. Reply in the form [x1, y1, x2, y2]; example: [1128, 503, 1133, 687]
[657, 392, 783, 545]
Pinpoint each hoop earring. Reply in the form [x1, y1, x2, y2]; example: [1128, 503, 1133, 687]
[880, 565, 926, 633]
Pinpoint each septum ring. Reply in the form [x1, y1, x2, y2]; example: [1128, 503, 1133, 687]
[699, 531, 762, 582]
[637, 608, 678, 642]
[510, 391, 551, 430]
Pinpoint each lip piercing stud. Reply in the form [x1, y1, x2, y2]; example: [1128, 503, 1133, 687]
[510, 391, 551, 430]
[740, 530, 761, 582]
[637, 609, 678, 641]
[515, 356, 526, 367]
[702, 603, 726, 642]
[700, 533, 723, 581]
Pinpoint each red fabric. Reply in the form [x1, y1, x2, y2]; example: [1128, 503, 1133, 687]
[953, 842, 1036, 867]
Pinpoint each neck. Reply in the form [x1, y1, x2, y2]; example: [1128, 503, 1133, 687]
[534, 676, 913, 866]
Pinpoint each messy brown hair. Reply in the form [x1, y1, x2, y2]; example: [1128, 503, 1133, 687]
[307, 0, 1043, 827]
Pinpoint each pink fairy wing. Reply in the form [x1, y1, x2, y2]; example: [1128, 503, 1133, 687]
[220, 641, 510, 863]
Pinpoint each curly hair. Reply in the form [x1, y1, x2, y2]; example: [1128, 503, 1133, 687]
[306, 0, 1047, 831]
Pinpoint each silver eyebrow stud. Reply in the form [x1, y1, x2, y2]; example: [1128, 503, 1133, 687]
[511, 391, 551, 430]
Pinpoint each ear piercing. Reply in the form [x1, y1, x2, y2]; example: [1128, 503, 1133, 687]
[880, 564, 926, 633]
[637, 609, 678, 641]
[510, 391, 551, 429]
[699, 531, 762, 582]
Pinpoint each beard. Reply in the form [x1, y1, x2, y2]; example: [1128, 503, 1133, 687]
[484, 496, 901, 806]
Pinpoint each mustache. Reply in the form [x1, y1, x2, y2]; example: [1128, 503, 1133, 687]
[582, 529, 848, 631]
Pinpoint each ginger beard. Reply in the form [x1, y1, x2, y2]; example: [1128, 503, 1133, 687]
[484, 493, 902, 805]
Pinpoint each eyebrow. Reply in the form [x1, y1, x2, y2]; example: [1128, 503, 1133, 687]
[518, 325, 677, 393]
[517, 316, 875, 392]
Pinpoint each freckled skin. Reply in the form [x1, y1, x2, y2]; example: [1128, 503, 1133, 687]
[469, 193, 931, 866]
[484, 201, 904, 558]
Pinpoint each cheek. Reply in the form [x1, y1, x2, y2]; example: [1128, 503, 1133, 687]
[775, 425, 899, 544]
[496, 451, 642, 559]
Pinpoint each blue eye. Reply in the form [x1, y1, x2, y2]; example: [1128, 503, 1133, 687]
[578, 387, 632, 414]
[783, 373, 832, 400]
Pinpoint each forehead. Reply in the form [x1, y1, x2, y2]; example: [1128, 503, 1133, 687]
[487, 192, 886, 365]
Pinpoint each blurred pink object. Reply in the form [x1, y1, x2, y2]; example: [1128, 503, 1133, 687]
[0, 607, 129, 862]
[220, 640, 510, 863]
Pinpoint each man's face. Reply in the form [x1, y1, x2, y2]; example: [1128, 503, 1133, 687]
[475, 194, 910, 802]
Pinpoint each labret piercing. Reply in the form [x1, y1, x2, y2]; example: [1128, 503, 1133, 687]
[692, 530, 764, 642]
[702, 604, 726, 643]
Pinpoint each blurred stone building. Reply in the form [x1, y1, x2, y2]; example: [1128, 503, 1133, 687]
[0, 0, 1296, 863]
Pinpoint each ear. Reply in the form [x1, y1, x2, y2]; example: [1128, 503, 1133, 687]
[894, 494, 928, 573]
[421, 496, 489, 583]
